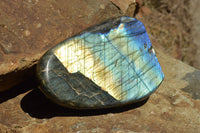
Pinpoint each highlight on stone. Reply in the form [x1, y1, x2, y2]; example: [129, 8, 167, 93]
[37, 16, 164, 109]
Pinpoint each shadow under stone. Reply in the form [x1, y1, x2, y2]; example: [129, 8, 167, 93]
[21, 88, 148, 119]
[0, 77, 37, 104]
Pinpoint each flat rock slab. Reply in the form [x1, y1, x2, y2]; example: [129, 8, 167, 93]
[0, 49, 200, 133]
[0, 0, 122, 91]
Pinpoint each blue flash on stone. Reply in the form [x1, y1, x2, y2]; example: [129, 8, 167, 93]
[37, 16, 164, 109]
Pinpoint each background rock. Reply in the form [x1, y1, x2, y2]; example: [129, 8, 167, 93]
[110, 0, 136, 14]
[0, 49, 200, 133]
[141, 0, 199, 70]
[0, 0, 122, 91]
[190, 0, 200, 68]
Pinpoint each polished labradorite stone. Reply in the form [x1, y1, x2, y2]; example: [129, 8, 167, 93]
[37, 16, 164, 109]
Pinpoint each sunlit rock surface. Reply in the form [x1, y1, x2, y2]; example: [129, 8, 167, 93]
[0, 0, 121, 91]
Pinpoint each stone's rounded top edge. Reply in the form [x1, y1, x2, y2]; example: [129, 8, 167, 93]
[120, 16, 137, 23]
[50, 16, 141, 52]
[80, 16, 138, 35]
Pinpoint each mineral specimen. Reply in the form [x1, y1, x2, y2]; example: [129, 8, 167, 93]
[37, 16, 164, 109]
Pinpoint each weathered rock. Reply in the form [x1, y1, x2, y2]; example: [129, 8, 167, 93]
[0, 49, 200, 133]
[0, 0, 121, 91]
[136, 0, 143, 7]
[135, 6, 152, 19]
[190, 0, 200, 69]
[110, 0, 136, 13]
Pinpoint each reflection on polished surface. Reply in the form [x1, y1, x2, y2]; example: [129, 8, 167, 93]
[37, 16, 164, 109]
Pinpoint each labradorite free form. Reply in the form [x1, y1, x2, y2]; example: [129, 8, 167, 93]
[37, 16, 164, 109]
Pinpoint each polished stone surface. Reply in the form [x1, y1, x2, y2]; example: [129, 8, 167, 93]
[37, 16, 164, 109]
